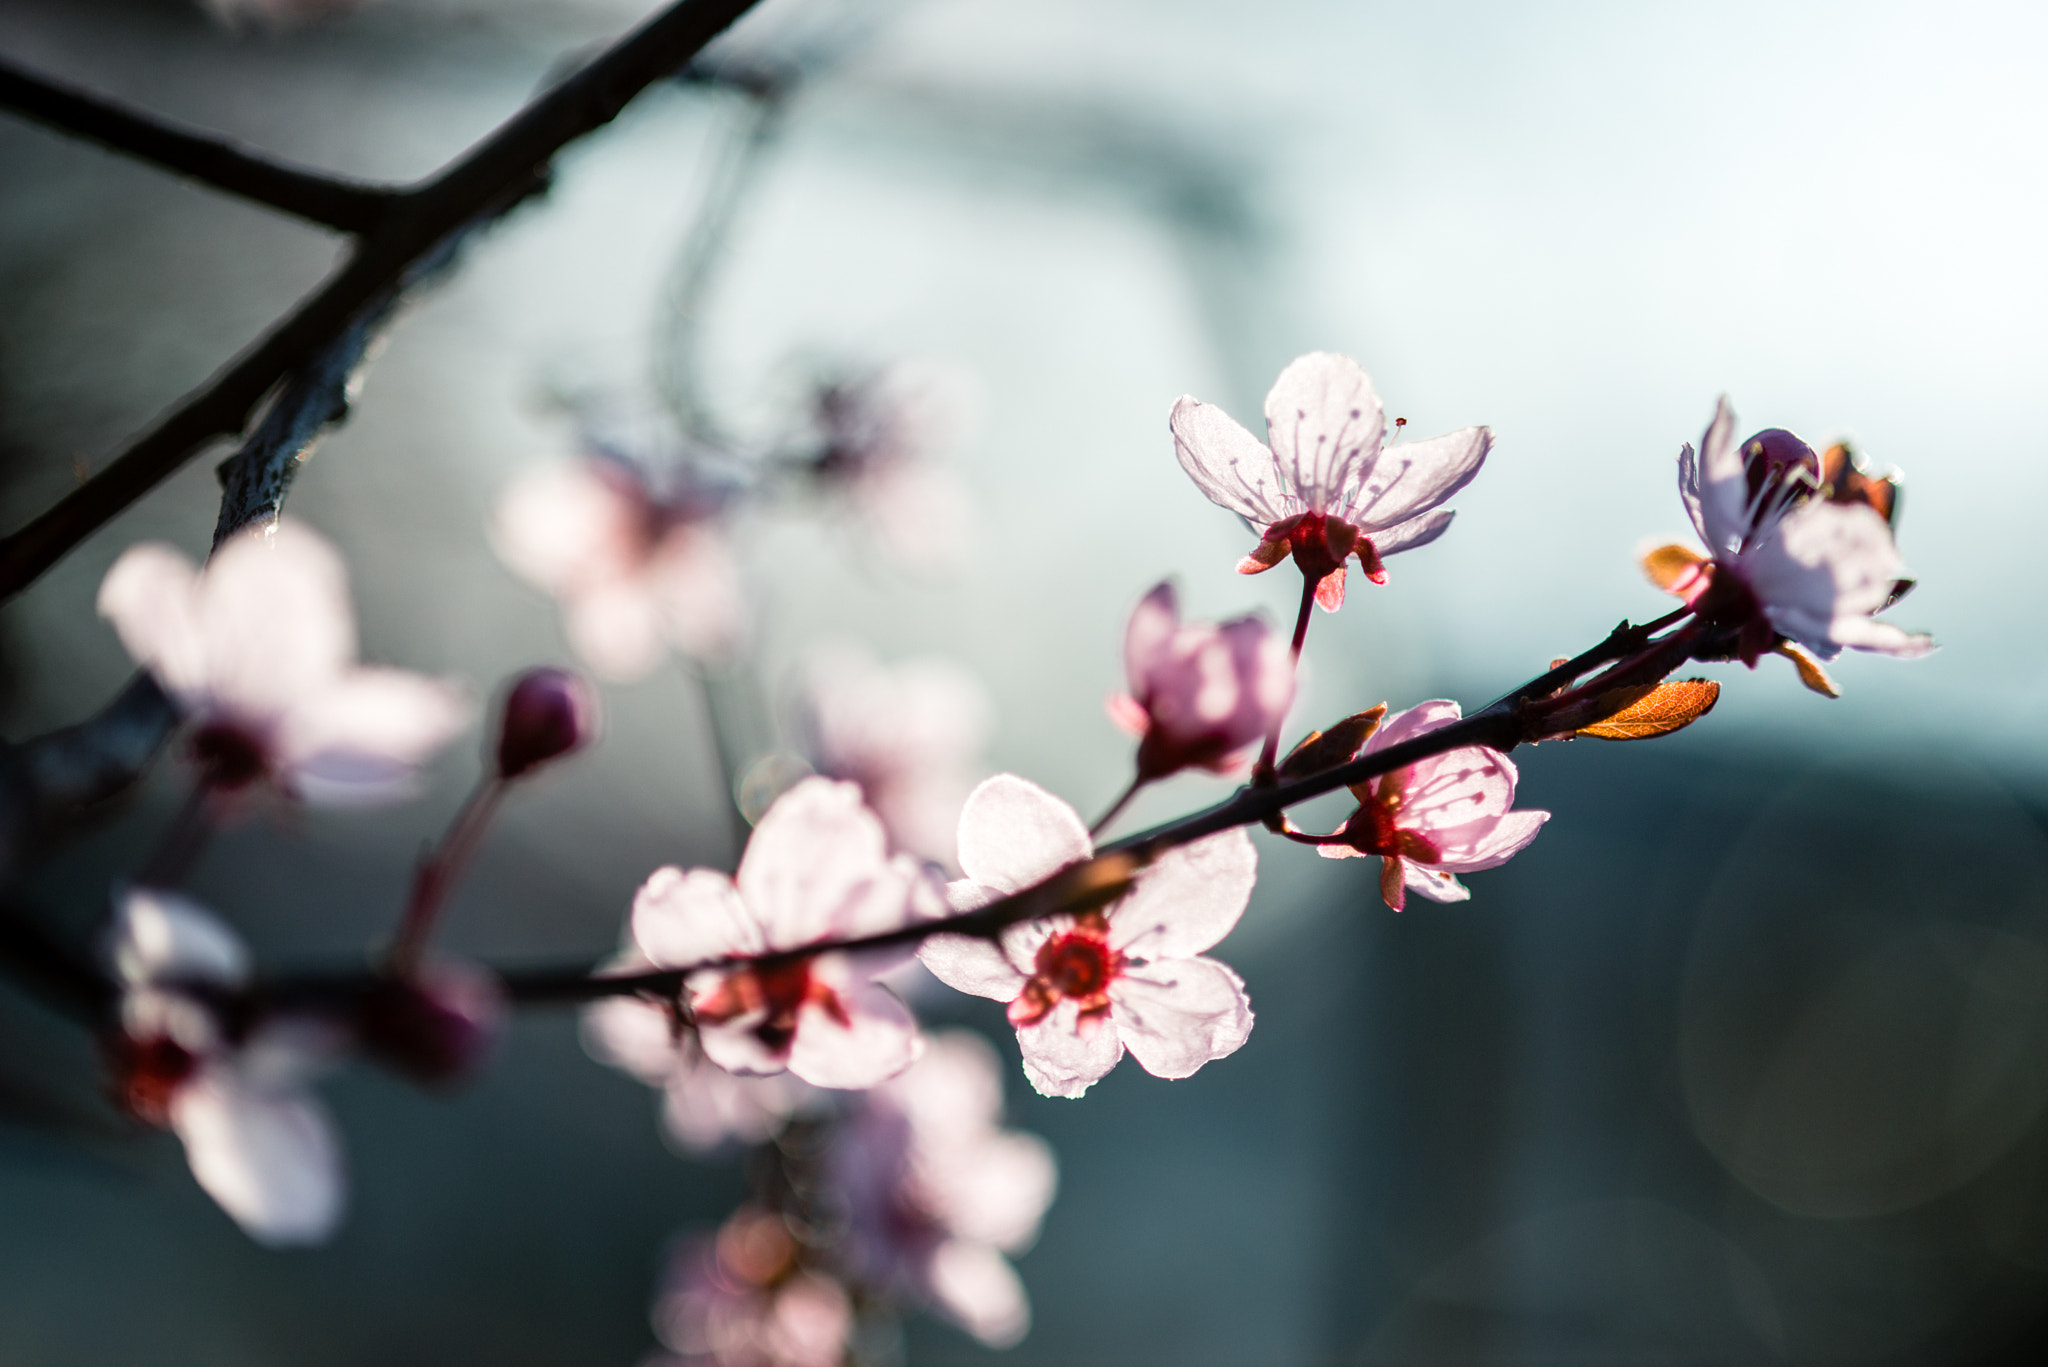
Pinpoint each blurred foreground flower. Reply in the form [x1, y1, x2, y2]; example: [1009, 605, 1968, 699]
[583, 960, 817, 1153]
[1313, 701, 1549, 911]
[627, 779, 941, 1089]
[1172, 351, 1491, 609]
[97, 520, 469, 805]
[826, 1031, 1056, 1346]
[651, 1209, 853, 1367]
[1643, 399, 1932, 683]
[107, 890, 345, 1246]
[1107, 581, 1293, 781]
[494, 456, 745, 680]
[799, 645, 991, 868]
[809, 360, 976, 570]
[920, 775, 1255, 1098]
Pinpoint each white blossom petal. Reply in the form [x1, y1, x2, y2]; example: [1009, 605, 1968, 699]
[1169, 397, 1299, 527]
[170, 1065, 344, 1247]
[1015, 1000, 1124, 1098]
[785, 967, 923, 1089]
[634, 866, 764, 967]
[1108, 828, 1256, 960]
[1692, 396, 1747, 555]
[918, 933, 1027, 1002]
[926, 1238, 1031, 1348]
[953, 775, 1093, 894]
[96, 544, 208, 701]
[1402, 864, 1472, 903]
[1368, 508, 1456, 557]
[580, 994, 680, 1086]
[1262, 352, 1386, 513]
[1111, 955, 1252, 1081]
[737, 779, 908, 948]
[1429, 809, 1550, 872]
[935, 1130, 1058, 1254]
[112, 888, 250, 988]
[197, 521, 355, 718]
[1345, 426, 1491, 533]
[277, 668, 470, 804]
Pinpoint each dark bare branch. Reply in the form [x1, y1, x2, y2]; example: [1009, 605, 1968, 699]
[0, 0, 766, 601]
[0, 52, 395, 233]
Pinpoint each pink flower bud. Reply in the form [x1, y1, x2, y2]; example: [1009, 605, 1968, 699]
[357, 962, 505, 1085]
[1114, 582, 1295, 780]
[494, 667, 600, 780]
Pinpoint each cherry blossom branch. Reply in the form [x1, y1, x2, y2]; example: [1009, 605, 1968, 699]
[0, 54, 396, 233]
[0, 0, 767, 601]
[456, 609, 1718, 1007]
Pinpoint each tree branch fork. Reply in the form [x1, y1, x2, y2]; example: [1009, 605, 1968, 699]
[0, 0, 767, 601]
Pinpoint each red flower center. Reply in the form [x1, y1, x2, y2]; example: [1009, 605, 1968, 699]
[694, 958, 849, 1056]
[1341, 782, 1442, 864]
[107, 1033, 200, 1126]
[1008, 913, 1122, 1028]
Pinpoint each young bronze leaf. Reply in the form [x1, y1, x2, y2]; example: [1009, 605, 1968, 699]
[1640, 543, 1707, 593]
[1278, 705, 1387, 780]
[1576, 679, 1721, 740]
[1772, 641, 1840, 699]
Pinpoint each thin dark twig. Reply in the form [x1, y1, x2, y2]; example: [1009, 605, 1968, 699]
[0, 54, 396, 233]
[1254, 571, 1319, 780]
[0, 0, 768, 601]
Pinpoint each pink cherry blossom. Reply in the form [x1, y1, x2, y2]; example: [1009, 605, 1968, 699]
[1108, 581, 1295, 780]
[918, 775, 1256, 1098]
[492, 457, 745, 680]
[650, 1210, 854, 1367]
[799, 645, 991, 868]
[1171, 351, 1492, 610]
[97, 521, 469, 805]
[825, 1030, 1057, 1347]
[1316, 701, 1549, 911]
[810, 360, 976, 570]
[582, 958, 817, 1153]
[107, 889, 345, 1246]
[627, 778, 942, 1090]
[1647, 398, 1933, 671]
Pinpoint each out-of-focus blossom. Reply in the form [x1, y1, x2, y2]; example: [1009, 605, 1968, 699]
[627, 779, 941, 1089]
[810, 360, 976, 570]
[918, 776, 1255, 1098]
[826, 1031, 1056, 1347]
[106, 889, 345, 1246]
[97, 521, 469, 805]
[356, 960, 505, 1085]
[582, 959, 816, 1153]
[493, 456, 745, 680]
[494, 666, 601, 780]
[651, 1209, 853, 1367]
[200, 0, 373, 29]
[799, 645, 991, 868]
[1107, 582, 1293, 780]
[1171, 351, 1491, 609]
[1643, 399, 1932, 676]
[1316, 701, 1549, 911]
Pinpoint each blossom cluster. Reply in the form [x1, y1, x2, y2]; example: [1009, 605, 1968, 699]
[73, 346, 1930, 1362]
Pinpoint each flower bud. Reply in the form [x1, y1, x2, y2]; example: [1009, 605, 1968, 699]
[1738, 428, 1820, 508]
[495, 667, 600, 780]
[358, 962, 505, 1085]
